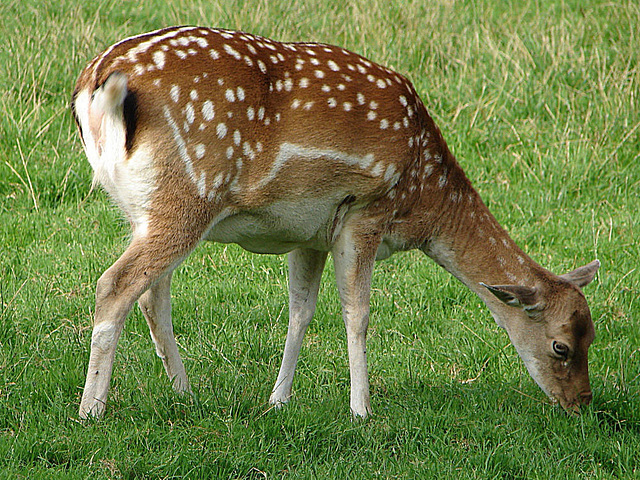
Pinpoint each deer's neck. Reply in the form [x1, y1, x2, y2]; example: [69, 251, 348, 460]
[423, 190, 541, 282]
[393, 144, 549, 325]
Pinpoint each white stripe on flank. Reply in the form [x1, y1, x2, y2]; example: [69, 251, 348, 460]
[255, 142, 375, 190]
[163, 105, 197, 188]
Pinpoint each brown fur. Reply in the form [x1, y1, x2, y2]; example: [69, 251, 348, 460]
[72, 26, 599, 418]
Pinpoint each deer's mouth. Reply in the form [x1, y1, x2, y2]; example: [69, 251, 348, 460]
[550, 388, 592, 414]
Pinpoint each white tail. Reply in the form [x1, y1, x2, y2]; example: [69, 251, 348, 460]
[72, 26, 599, 419]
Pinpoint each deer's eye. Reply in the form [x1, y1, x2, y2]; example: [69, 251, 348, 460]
[552, 341, 569, 358]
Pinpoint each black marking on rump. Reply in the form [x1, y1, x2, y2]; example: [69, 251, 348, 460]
[123, 90, 138, 152]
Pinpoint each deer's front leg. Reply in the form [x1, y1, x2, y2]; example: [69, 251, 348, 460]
[332, 227, 379, 418]
[138, 272, 190, 394]
[270, 248, 327, 407]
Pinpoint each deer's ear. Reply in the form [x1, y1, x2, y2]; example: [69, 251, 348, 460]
[559, 260, 600, 288]
[480, 283, 544, 314]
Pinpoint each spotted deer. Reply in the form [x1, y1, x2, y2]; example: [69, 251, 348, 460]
[72, 26, 600, 419]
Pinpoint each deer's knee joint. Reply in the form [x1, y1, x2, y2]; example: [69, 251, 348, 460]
[91, 321, 120, 353]
[95, 271, 117, 303]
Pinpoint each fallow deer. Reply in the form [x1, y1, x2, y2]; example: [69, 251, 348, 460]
[72, 26, 600, 419]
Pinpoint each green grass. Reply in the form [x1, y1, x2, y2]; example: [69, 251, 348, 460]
[1, 0, 639, 477]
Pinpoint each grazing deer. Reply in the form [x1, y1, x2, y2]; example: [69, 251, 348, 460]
[72, 26, 599, 419]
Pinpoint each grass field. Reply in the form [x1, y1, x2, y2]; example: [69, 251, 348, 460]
[1, 0, 639, 477]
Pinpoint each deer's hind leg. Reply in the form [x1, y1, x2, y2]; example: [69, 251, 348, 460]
[270, 248, 327, 406]
[79, 216, 209, 419]
[138, 271, 191, 394]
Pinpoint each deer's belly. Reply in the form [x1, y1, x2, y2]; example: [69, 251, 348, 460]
[204, 195, 353, 254]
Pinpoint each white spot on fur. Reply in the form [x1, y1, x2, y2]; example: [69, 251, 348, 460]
[371, 162, 384, 177]
[153, 50, 166, 69]
[195, 144, 206, 159]
[223, 44, 241, 60]
[243, 142, 256, 160]
[438, 174, 447, 188]
[202, 100, 214, 121]
[384, 164, 396, 182]
[185, 103, 195, 124]
[170, 85, 180, 103]
[284, 79, 293, 91]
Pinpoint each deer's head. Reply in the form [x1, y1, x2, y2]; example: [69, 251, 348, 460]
[482, 260, 600, 412]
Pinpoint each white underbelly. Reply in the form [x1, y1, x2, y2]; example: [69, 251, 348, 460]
[204, 196, 353, 254]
